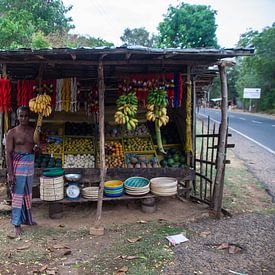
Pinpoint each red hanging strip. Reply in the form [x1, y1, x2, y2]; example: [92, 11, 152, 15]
[17, 80, 22, 106]
[0, 79, 12, 112]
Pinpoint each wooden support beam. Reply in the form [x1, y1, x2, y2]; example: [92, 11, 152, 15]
[213, 61, 229, 218]
[94, 59, 107, 229]
[0, 64, 7, 167]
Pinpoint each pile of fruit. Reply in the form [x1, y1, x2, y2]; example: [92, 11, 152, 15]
[64, 137, 94, 153]
[105, 155, 124, 168]
[114, 92, 139, 131]
[125, 153, 159, 168]
[64, 154, 95, 168]
[105, 141, 123, 156]
[123, 137, 154, 152]
[105, 124, 123, 138]
[45, 143, 63, 154]
[124, 124, 149, 137]
[35, 154, 62, 168]
[159, 148, 185, 168]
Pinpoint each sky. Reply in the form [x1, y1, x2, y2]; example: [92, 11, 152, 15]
[62, 0, 275, 48]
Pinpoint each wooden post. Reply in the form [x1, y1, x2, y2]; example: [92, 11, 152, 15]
[0, 64, 7, 168]
[185, 66, 192, 198]
[213, 60, 233, 218]
[91, 59, 106, 235]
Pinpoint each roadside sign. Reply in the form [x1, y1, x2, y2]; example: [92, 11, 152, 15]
[243, 88, 261, 99]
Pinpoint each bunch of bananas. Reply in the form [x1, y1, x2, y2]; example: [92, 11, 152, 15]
[146, 89, 169, 128]
[114, 92, 139, 131]
[29, 94, 52, 117]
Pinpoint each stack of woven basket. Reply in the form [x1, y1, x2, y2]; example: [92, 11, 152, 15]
[40, 175, 64, 201]
[150, 177, 177, 196]
[81, 186, 99, 199]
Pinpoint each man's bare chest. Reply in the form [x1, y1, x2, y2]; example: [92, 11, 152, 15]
[14, 131, 33, 145]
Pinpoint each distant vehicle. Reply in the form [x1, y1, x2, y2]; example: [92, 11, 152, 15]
[209, 98, 222, 108]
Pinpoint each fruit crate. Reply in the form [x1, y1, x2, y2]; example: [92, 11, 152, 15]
[64, 153, 96, 168]
[41, 136, 64, 155]
[125, 153, 159, 168]
[123, 136, 155, 153]
[105, 155, 125, 168]
[105, 139, 124, 157]
[64, 136, 95, 154]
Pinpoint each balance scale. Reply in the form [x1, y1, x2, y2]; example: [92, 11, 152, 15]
[64, 174, 81, 200]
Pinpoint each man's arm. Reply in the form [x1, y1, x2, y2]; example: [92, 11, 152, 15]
[5, 129, 15, 183]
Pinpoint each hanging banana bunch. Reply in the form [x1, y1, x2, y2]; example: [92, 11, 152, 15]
[29, 94, 52, 117]
[146, 88, 168, 154]
[29, 94, 52, 144]
[114, 91, 139, 131]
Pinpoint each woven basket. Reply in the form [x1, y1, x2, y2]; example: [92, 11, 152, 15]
[40, 176, 64, 201]
[150, 177, 178, 196]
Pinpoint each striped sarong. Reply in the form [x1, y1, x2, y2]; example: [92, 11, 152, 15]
[11, 152, 35, 226]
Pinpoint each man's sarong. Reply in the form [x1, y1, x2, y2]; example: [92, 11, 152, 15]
[11, 152, 34, 226]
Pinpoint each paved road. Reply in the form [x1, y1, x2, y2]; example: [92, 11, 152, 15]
[198, 108, 275, 154]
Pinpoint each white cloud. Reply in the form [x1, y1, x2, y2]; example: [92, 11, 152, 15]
[63, 0, 275, 47]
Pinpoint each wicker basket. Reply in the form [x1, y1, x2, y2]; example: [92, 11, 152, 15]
[40, 176, 64, 201]
[150, 177, 178, 196]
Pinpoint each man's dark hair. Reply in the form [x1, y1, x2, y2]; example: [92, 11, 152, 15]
[17, 106, 29, 116]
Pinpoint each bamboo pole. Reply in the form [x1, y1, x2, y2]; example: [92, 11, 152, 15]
[92, 60, 106, 234]
[184, 66, 193, 198]
[213, 61, 230, 218]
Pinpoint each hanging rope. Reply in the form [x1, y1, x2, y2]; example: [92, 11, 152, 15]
[55, 79, 63, 111]
[70, 77, 78, 112]
[61, 78, 71, 112]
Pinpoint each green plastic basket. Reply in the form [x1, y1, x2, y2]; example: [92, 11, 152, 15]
[124, 177, 150, 188]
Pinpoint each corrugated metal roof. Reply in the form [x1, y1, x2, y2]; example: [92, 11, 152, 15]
[0, 46, 253, 83]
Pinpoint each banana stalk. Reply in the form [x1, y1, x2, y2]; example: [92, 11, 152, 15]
[155, 119, 166, 154]
[33, 113, 43, 145]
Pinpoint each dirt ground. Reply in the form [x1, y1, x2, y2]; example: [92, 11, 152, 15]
[0, 145, 274, 274]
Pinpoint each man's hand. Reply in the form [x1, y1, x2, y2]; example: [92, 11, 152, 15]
[33, 144, 40, 152]
[7, 173, 15, 185]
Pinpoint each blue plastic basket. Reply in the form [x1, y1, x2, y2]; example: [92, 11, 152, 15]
[104, 191, 124, 197]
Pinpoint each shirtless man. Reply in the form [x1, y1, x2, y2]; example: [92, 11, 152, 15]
[6, 106, 38, 236]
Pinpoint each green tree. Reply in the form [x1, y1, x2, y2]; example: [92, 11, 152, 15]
[66, 34, 114, 48]
[236, 24, 275, 112]
[156, 2, 218, 48]
[0, 0, 74, 49]
[120, 27, 156, 47]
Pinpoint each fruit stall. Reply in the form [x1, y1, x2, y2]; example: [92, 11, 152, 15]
[0, 47, 253, 218]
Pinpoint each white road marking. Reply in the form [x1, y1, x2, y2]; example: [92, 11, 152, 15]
[239, 118, 246, 120]
[198, 113, 275, 156]
[252, 120, 262, 124]
[272, 125, 275, 127]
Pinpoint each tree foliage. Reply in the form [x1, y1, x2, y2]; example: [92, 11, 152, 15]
[0, 0, 74, 49]
[120, 27, 156, 47]
[157, 2, 218, 48]
[236, 24, 275, 111]
[66, 34, 114, 48]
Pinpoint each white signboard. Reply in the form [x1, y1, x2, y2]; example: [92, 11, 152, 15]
[243, 88, 261, 99]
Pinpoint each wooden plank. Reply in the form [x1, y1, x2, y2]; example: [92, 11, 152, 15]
[32, 193, 156, 204]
